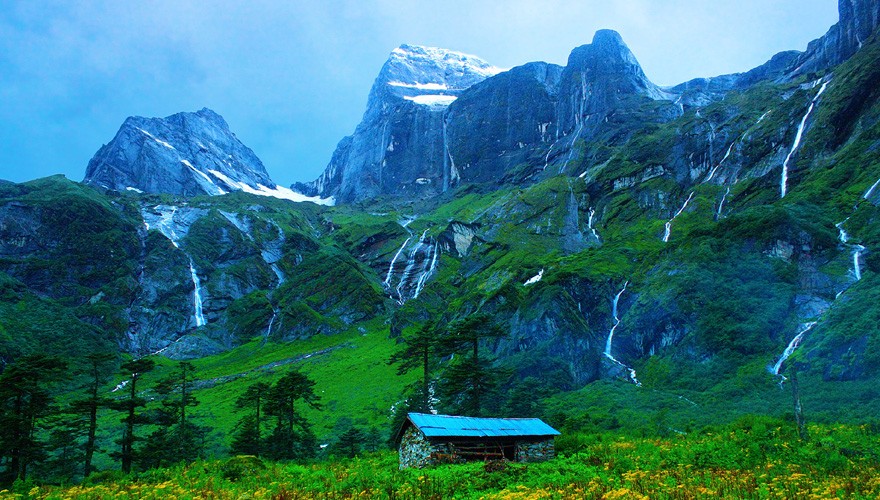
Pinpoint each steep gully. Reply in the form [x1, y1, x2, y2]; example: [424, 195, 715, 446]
[770, 217, 869, 383]
[384, 224, 440, 305]
[780, 79, 830, 198]
[145, 206, 207, 329]
[603, 281, 641, 386]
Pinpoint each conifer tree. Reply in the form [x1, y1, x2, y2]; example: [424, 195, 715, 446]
[231, 381, 270, 456]
[141, 361, 207, 468]
[388, 321, 439, 412]
[111, 358, 154, 474]
[264, 369, 321, 460]
[0, 355, 68, 484]
[437, 314, 508, 417]
[70, 353, 115, 477]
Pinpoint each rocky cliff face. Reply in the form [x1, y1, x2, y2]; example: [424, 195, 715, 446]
[84, 108, 277, 197]
[787, 0, 880, 78]
[293, 45, 503, 203]
[300, 31, 687, 202]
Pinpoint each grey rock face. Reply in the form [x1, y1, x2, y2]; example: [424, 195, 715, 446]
[669, 51, 801, 108]
[445, 62, 563, 184]
[294, 45, 503, 203]
[84, 108, 275, 196]
[786, 0, 880, 78]
[301, 31, 683, 202]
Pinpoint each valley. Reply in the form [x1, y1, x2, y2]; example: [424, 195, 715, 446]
[1, 0, 879, 494]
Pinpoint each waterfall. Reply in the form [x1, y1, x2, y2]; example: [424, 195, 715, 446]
[391, 229, 439, 304]
[588, 207, 600, 240]
[413, 242, 439, 298]
[663, 192, 695, 242]
[771, 322, 817, 381]
[836, 221, 849, 243]
[716, 187, 731, 220]
[603, 281, 641, 386]
[864, 177, 880, 200]
[542, 142, 555, 171]
[781, 80, 830, 198]
[604, 282, 628, 356]
[560, 72, 588, 173]
[442, 118, 454, 191]
[262, 310, 277, 345]
[705, 143, 734, 182]
[384, 237, 411, 287]
[270, 263, 285, 285]
[837, 220, 864, 280]
[394, 230, 428, 296]
[854, 245, 864, 281]
[189, 260, 206, 327]
[156, 206, 181, 247]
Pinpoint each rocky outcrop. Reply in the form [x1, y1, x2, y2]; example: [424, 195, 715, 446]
[293, 45, 503, 203]
[300, 31, 684, 202]
[786, 0, 880, 78]
[84, 108, 276, 197]
[669, 51, 801, 108]
[444, 62, 563, 184]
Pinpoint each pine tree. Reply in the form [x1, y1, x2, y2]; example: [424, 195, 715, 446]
[437, 314, 508, 417]
[332, 427, 364, 458]
[388, 321, 438, 412]
[141, 361, 206, 468]
[231, 382, 270, 456]
[110, 358, 154, 474]
[264, 369, 321, 460]
[0, 355, 68, 484]
[70, 353, 115, 478]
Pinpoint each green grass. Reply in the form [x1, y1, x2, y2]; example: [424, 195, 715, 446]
[15, 420, 880, 499]
[102, 319, 416, 453]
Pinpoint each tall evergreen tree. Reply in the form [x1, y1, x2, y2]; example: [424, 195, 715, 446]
[70, 353, 115, 478]
[141, 361, 206, 468]
[438, 314, 507, 417]
[110, 358, 154, 474]
[231, 382, 270, 456]
[264, 369, 321, 460]
[331, 427, 364, 458]
[388, 321, 439, 412]
[0, 355, 68, 484]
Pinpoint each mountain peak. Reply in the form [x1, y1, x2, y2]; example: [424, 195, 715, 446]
[567, 29, 641, 70]
[193, 107, 225, 121]
[84, 109, 274, 197]
[380, 44, 503, 95]
[591, 29, 626, 49]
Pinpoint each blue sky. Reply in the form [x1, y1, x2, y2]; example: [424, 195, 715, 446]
[0, 0, 839, 187]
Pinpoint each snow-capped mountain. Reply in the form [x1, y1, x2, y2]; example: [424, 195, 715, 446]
[84, 108, 331, 204]
[292, 45, 504, 203]
[295, 31, 688, 203]
[381, 44, 505, 108]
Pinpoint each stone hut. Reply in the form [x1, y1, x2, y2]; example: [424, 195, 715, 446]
[395, 412, 560, 469]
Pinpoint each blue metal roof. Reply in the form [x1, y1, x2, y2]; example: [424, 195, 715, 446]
[407, 413, 560, 438]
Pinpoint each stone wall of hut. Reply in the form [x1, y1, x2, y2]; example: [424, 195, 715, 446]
[515, 439, 556, 462]
[399, 426, 557, 468]
[399, 426, 438, 469]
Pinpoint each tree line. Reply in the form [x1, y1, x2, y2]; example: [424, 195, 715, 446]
[0, 313, 555, 486]
[0, 354, 320, 486]
[387, 313, 560, 436]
